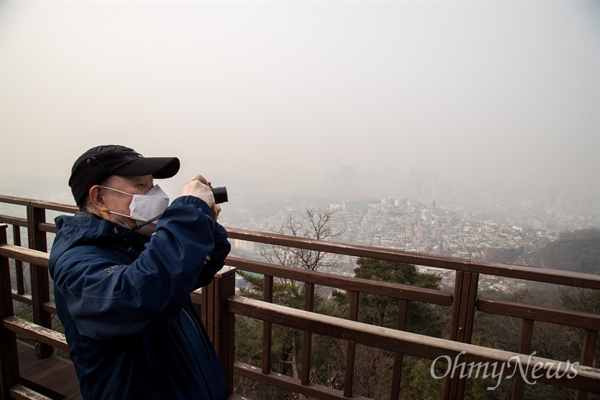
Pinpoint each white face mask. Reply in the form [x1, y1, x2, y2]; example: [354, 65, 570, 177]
[102, 185, 170, 235]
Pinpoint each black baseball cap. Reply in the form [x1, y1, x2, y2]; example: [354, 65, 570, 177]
[69, 145, 180, 206]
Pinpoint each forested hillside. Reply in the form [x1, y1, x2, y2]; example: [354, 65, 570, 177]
[538, 229, 600, 274]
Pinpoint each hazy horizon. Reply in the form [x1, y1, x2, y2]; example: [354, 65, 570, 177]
[1, 1, 598, 209]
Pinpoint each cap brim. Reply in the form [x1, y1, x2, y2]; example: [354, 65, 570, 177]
[112, 157, 180, 179]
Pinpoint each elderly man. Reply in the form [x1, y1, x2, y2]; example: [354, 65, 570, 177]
[49, 145, 230, 399]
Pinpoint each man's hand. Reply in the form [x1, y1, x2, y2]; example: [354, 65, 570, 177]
[181, 175, 221, 220]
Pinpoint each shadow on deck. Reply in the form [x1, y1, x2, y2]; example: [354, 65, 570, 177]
[17, 341, 81, 400]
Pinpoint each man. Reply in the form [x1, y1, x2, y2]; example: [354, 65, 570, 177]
[49, 145, 230, 399]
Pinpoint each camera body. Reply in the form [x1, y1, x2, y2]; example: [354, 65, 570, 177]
[211, 186, 228, 204]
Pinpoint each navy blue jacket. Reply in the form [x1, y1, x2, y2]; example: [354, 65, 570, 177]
[49, 196, 231, 399]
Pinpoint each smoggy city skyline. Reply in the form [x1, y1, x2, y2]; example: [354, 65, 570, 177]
[1, 1, 598, 208]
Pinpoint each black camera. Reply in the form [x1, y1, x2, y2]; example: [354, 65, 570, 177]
[211, 186, 228, 204]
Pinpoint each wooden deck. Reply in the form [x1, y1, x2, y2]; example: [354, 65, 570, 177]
[15, 341, 246, 400]
[17, 340, 81, 400]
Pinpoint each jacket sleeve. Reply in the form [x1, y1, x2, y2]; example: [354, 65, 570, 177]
[51, 196, 230, 340]
[194, 222, 231, 288]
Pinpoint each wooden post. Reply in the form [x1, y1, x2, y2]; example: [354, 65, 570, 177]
[444, 270, 479, 400]
[27, 205, 53, 359]
[0, 225, 20, 397]
[210, 266, 237, 396]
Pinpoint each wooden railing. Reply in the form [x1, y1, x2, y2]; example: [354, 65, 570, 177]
[0, 194, 599, 400]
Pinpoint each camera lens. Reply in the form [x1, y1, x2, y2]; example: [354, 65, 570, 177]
[211, 186, 228, 204]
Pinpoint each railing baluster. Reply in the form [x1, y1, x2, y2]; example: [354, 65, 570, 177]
[390, 299, 408, 399]
[301, 282, 315, 386]
[262, 274, 274, 375]
[512, 318, 534, 399]
[12, 225, 25, 295]
[0, 225, 20, 397]
[575, 328, 598, 400]
[343, 290, 359, 398]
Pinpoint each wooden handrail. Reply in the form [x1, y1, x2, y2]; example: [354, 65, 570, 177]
[227, 295, 600, 394]
[225, 255, 454, 305]
[226, 228, 600, 289]
[2, 316, 68, 352]
[0, 195, 77, 213]
[477, 299, 600, 331]
[0, 244, 48, 268]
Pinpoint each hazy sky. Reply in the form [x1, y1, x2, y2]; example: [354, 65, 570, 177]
[1, 1, 598, 203]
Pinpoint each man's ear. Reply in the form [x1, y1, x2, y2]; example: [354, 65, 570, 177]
[88, 185, 108, 211]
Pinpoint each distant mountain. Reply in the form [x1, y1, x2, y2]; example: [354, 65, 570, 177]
[538, 229, 600, 274]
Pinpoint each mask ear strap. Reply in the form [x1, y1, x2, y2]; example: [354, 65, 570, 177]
[100, 186, 133, 197]
[131, 213, 163, 232]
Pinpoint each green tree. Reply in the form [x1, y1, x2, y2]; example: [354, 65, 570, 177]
[334, 258, 446, 337]
[328, 259, 451, 398]
[407, 358, 443, 400]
